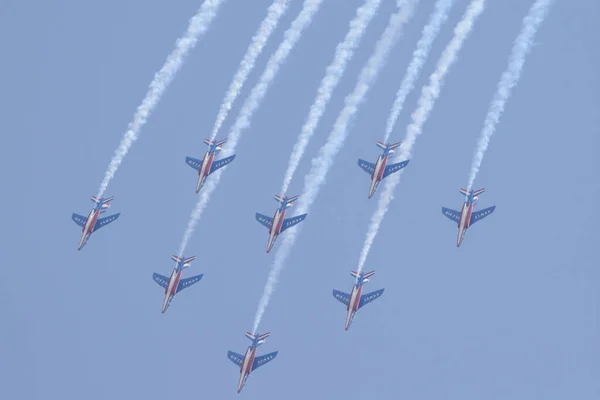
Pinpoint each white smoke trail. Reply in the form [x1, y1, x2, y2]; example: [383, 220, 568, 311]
[382, 0, 454, 143]
[209, 0, 290, 141]
[96, 0, 224, 199]
[357, 0, 485, 273]
[253, 1, 419, 333]
[280, 0, 383, 195]
[178, 0, 325, 257]
[466, 0, 553, 191]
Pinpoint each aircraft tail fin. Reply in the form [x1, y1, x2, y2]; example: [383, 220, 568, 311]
[350, 270, 375, 282]
[274, 194, 299, 207]
[204, 138, 227, 153]
[182, 256, 196, 268]
[460, 188, 486, 197]
[91, 195, 114, 207]
[376, 141, 387, 151]
[171, 255, 183, 263]
[246, 332, 270, 345]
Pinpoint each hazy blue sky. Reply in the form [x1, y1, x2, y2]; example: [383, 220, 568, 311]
[1, 0, 598, 399]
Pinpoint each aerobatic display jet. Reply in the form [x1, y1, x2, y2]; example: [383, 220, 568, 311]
[185, 138, 236, 193]
[332, 270, 384, 331]
[357, 141, 410, 199]
[152, 255, 203, 313]
[255, 195, 307, 253]
[227, 332, 278, 393]
[71, 196, 120, 250]
[441, 188, 496, 247]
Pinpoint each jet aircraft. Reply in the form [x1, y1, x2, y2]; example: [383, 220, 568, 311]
[185, 138, 236, 193]
[255, 195, 307, 253]
[71, 196, 120, 250]
[152, 255, 203, 313]
[441, 188, 496, 247]
[227, 332, 278, 393]
[332, 270, 384, 330]
[357, 141, 410, 198]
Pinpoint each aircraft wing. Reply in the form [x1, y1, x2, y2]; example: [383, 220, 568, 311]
[252, 351, 278, 371]
[255, 213, 273, 230]
[227, 351, 244, 368]
[357, 159, 375, 175]
[358, 288, 384, 309]
[332, 290, 350, 306]
[92, 213, 120, 232]
[185, 157, 202, 171]
[152, 273, 170, 289]
[176, 274, 204, 293]
[209, 155, 236, 174]
[469, 206, 496, 225]
[382, 160, 409, 179]
[281, 214, 307, 232]
[72, 213, 87, 228]
[441, 207, 461, 224]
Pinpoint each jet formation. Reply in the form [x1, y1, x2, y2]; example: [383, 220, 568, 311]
[72, 137, 496, 392]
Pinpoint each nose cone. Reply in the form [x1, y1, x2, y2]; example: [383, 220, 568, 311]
[161, 295, 171, 313]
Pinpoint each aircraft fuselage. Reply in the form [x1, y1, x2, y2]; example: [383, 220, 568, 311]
[196, 151, 215, 193]
[369, 155, 387, 199]
[162, 269, 182, 313]
[266, 208, 285, 253]
[237, 346, 257, 393]
[345, 284, 363, 330]
[457, 202, 474, 247]
[78, 208, 100, 250]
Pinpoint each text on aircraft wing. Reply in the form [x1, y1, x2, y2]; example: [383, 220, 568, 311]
[72, 213, 86, 228]
[185, 157, 202, 171]
[227, 351, 244, 368]
[252, 351, 278, 371]
[281, 214, 307, 232]
[441, 207, 461, 224]
[469, 206, 496, 225]
[358, 288, 384, 309]
[92, 213, 120, 232]
[382, 160, 409, 179]
[152, 273, 170, 289]
[176, 274, 204, 293]
[255, 213, 273, 230]
[209, 155, 235, 174]
[357, 159, 375, 175]
[332, 290, 350, 306]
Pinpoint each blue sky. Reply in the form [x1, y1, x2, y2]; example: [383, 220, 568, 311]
[1, 0, 598, 399]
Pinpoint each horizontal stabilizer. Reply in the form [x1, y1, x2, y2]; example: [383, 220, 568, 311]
[92, 213, 120, 232]
[72, 213, 86, 228]
[358, 288, 384, 309]
[182, 256, 196, 267]
[389, 141, 402, 150]
[91, 195, 114, 205]
[376, 141, 387, 151]
[171, 255, 183, 263]
[357, 159, 375, 175]
[227, 351, 244, 368]
[255, 213, 273, 230]
[441, 207, 461, 224]
[332, 290, 350, 306]
[469, 206, 495, 225]
[252, 351, 278, 371]
[185, 156, 202, 171]
[382, 160, 409, 179]
[176, 274, 203, 293]
[152, 273, 169, 289]
[209, 155, 235, 174]
[281, 214, 307, 232]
